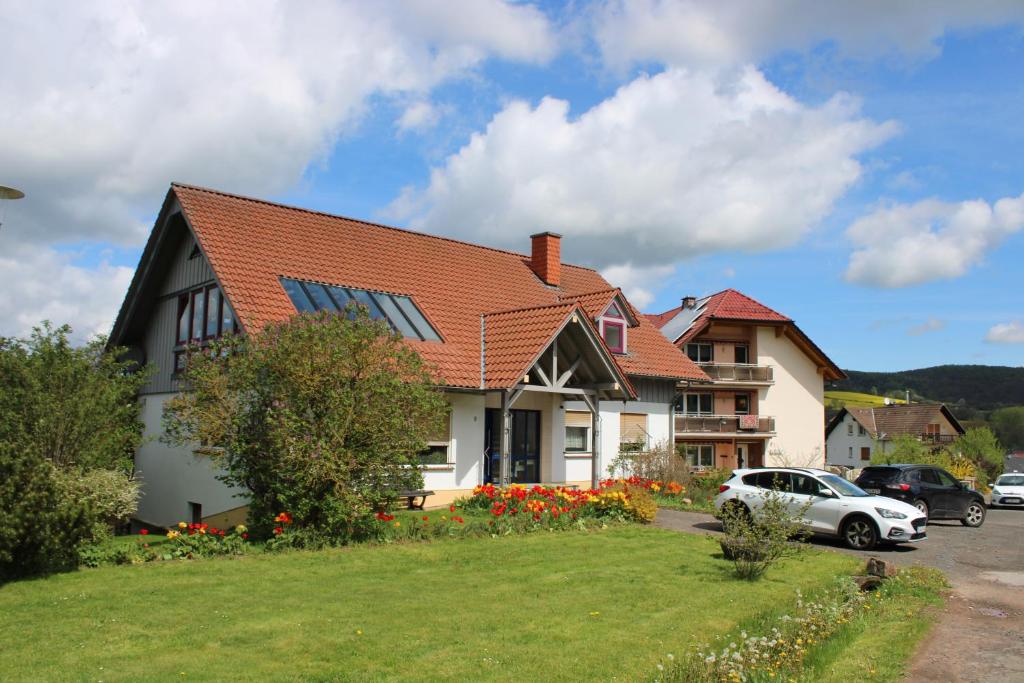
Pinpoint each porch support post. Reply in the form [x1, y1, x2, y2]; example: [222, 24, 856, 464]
[591, 397, 601, 489]
[500, 389, 512, 487]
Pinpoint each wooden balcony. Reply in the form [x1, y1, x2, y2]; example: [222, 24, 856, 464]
[674, 413, 775, 435]
[697, 363, 773, 383]
[921, 433, 956, 444]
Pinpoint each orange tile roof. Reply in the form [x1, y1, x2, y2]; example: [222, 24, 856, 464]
[170, 183, 706, 388]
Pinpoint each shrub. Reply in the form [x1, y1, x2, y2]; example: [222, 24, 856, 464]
[718, 485, 810, 580]
[162, 522, 250, 559]
[53, 468, 140, 539]
[608, 441, 692, 484]
[162, 308, 449, 543]
[0, 444, 92, 581]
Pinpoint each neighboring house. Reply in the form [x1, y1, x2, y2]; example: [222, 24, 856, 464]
[825, 404, 965, 468]
[109, 183, 707, 526]
[646, 290, 845, 470]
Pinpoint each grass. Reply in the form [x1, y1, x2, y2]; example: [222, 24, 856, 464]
[0, 526, 857, 682]
[826, 391, 908, 409]
[800, 568, 946, 682]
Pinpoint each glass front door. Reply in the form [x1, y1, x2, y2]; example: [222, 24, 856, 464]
[484, 409, 541, 484]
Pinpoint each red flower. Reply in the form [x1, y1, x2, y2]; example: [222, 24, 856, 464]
[218, 530, 226, 537]
[242, 533, 249, 540]
[273, 526, 284, 535]
[274, 512, 293, 525]
[422, 516, 429, 522]
[449, 505, 456, 513]
[375, 511, 395, 522]
[453, 516, 464, 524]
[491, 502, 507, 517]
[139, 529, 149, 536]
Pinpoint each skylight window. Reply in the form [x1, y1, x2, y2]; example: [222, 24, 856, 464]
[279, 277, 441, 342]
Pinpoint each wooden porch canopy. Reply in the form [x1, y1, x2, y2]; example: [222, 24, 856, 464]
[482, 302, 634, 488]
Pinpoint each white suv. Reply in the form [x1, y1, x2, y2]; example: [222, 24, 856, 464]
[713, 467, 927, 550]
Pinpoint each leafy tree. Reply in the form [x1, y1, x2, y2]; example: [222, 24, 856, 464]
[990, 406, 1024, 451]
[163, 309, 448, 543]
[954, 427, 1004, 481]
[871, 434, 934, 465]
[0, 323, 150, 472]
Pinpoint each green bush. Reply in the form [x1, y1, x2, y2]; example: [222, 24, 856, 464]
[54, 469, 140, 539]
[718, 485, 810, 580]
[0, 444, 92, 581]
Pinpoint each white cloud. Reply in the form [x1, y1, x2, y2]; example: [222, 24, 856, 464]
[386, 66, 896, 269]
[0, 0, 556, 337]
[0, 244, 134, 342]
[844, 192, 1024, 287]
[986, 321, 1024, 344]
[592, 0, 1024, 70]
[907, 317, 946, 336]
[397, 101, 443, 133]
[599, 263, 675, 310]
[0, 1, 556, 248]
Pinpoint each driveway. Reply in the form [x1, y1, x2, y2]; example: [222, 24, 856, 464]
[655, 507, 1024, 682]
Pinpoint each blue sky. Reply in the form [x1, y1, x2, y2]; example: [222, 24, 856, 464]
[1, 2, 1022, 372]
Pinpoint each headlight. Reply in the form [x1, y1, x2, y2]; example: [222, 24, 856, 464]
[991, 488, 1001, 495]
[875, 507, 907, 519]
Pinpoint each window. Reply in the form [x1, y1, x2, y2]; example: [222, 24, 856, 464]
[686, 342, 713, 363]
[791, 474, 818, 496]
[602, 320, 625, 353]
[418, 412, 452, 466]
[925, 423, 941, 436]
[860, 446, 871, 461]
[858, 425, 867, 436]
[754, 471, 791, 492]
[680, 393, 713, 415]
[279, 277, 442, 342]
[734, 345, 749, 364]
[847, 423, 853, 435]
[173, 285, 240, 374]
[848, 446, 853, 459]
[734, 394, 750, 415]
[920, 469, 940, 485]
[565, 411, 592, 453]
[935, 469, 959, 487]
[684, 444, 715, 469]
[620, 413, 648, 452]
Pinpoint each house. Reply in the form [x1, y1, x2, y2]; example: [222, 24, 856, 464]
[646, 290, 844, 470]
[824, 404, 965, 468]
[109, 183, 707, 526]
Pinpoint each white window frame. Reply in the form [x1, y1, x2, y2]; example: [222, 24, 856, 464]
[685, 342, 713, 364]
[685, 443, 715, 469]
[420, 412, 454, 469]
[681, 392, 714, 416]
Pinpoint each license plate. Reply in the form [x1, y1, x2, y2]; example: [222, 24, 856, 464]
[1004, 497, 1022, 504]
[864, 487, 880, 494]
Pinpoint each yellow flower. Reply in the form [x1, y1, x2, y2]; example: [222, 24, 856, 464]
[178, 522, 187, 529]
[393, 521, 401, 528]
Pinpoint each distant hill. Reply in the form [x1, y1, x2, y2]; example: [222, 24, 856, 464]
[831, 365, 1024, 412]
[824, 391, 907, 409]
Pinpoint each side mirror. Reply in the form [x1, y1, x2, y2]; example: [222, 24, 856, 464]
[818, 488, 836, 497]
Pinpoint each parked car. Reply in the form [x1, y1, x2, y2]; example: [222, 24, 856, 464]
[990, 473, 1024, 509]
[714, 467, 926, 551]
[854, 464, 986, 527]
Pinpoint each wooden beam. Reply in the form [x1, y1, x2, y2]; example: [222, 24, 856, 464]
[555, 356, 582, 388]
[517, 384, 592, 396]
[532, 362, 551, 387]
[500, 390, 512, 487]
[590, 396, 601, 489]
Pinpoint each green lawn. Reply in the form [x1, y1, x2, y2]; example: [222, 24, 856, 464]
[0, 527, 856, 682]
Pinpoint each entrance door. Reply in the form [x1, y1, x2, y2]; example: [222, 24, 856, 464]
[736, 444, 748, 469]
[484, 409, 541, 484]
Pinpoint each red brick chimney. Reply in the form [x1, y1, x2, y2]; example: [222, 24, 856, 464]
[530, 231, 562, 286]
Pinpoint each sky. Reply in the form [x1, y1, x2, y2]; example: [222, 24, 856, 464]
[1, 1, 1023, 372]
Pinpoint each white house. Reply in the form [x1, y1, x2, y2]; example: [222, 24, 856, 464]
[108, 183, 708, 526]
[825, 404, 965, 468]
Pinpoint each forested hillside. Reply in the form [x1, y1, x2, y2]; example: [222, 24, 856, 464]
[832, 365, 1024, 411]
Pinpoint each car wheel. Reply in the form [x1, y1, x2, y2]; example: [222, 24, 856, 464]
[961, 501, 986, 527]
[913, 499, 929, 518]
[842, 516, 878, 550]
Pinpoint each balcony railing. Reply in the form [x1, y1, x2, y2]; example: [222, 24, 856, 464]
[697, 362, 773, 382]
[674, 413, 775, 434]
[921, 433, 956, 443]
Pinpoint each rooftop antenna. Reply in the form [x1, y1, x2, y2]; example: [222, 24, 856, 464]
[0, 185, 25, 232]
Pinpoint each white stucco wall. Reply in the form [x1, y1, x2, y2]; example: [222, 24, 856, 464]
[756, 327, 826, 468]
[135, 393, 248, 526]
[825, 412, 875, 467]
[422, 391, 486, 491]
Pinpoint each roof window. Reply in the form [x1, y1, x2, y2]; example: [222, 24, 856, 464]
[279, 277, 441, 342]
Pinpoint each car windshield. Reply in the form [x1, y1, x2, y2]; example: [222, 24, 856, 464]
[819, 474, 870, 497]
[997, 475, 1024, 486]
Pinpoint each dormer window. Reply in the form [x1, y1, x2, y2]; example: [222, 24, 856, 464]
[598, 301, 627, 354]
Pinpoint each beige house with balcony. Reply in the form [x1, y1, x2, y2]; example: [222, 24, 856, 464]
[647, 290, 845, 470]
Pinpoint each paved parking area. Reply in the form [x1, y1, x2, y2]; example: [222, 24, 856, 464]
[655, 507, 1024, 682]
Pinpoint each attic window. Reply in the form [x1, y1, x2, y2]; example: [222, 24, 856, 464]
[598, 300, 627, 354]
[279, 277, 441, 342]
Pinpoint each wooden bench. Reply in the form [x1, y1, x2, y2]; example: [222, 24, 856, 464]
[398, 489, 434, 510]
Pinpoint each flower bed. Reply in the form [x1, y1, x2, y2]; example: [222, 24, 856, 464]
[461, 479, 661, 526]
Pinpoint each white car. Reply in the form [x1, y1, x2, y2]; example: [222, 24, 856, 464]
[713, 467, 927, 551]
[990, 473, 1024, 509]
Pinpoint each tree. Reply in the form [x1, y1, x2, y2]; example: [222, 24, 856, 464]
[871, 434, 933, 465]
[0, 323, 150, 472]
[990, 407, 1024, 452]
[955, 427, 1004, 481]
[163, 309, 448, 543]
